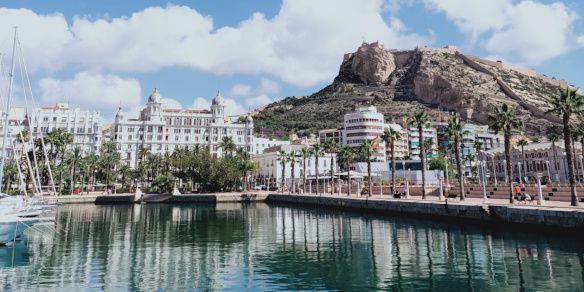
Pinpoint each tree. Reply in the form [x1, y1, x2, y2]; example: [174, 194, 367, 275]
[532, 137, 541, 143]
[445, 115, 467, 200]
[489, 104, 523, 204]
[410, 110, 431, 199]
[300, 147, 312, 193]
[323, 139, 339, 195]
[288, 151, 299, 193]
[218, 136, 237, 157]
[3, 160, 18, 193]
[547, 133, 561, 183]
[99, 141, 121, 187]
[311, 144, 324, 195]
[547, 87, 584, 206]
[65, 147, 83, 195]
[516, 138, 529, 182]
[152, 174, 175, 194]
[382, 127, 402, 194]
[338, 145, 356, 196]
[277, 151, 289, 192]
[360, 139, 376, 197]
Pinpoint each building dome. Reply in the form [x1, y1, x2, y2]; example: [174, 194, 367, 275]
[212, 91, 225, 106]
[115, 106, 124, 120]
[148, 88, 162, 103]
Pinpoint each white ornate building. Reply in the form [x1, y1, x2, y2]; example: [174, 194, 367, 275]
[112, 89, 254, 167]
[31, 103, 102, 154]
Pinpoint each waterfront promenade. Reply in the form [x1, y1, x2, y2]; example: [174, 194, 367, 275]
[47, 189, 584, 234]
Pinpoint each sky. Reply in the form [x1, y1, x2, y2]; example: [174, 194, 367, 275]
[1, 0, 584, 121]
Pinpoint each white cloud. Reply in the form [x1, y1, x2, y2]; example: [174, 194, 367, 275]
[161, 98, 182, 109]
[426, 0, 583, 65]
[259, 78, 280, 95]
[579, 35, 584, 46]
[38, 71, 141, 112]
[229, 84, 252, 97]
[190, 96, 246, 117]
[245, 94, 274, 109]
[0, 1, 433, 87]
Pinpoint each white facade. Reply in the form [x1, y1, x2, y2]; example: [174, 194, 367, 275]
[408, 126, 438, 160]
[31, 103, 102, 154]
[484, 141, 582, 184]
[253, 144, 337, 187]
[343, 106, 386, 161]
[112, 89, 254, 167]
[253, 137, 290, 155]
[0, 107, 27, 159]
[385, 123, 410, 160]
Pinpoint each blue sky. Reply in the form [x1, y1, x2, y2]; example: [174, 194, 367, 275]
[1, 0, 583, 120]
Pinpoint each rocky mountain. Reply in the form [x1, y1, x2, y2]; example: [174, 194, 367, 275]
[253, 42, 569, 137]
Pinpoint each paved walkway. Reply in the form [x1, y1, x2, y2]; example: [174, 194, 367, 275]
[287, 191, 584, 211]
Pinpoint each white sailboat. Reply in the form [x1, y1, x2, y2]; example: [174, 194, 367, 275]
[0, 28, 57, 245]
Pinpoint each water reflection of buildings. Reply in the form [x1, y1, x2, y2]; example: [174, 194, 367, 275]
[1, 204, 584, 291]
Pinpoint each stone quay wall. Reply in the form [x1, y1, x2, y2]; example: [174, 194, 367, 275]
[266, 194, 584, 233]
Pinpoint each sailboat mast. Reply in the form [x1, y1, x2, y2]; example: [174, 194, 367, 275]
[0, 27, 19, 193]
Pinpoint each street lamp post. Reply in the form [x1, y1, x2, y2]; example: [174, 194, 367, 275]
[503, 159, 508, 183]
[437, 171, 444, 201]
[517, 162, 523, 184]
[444, 155, 450, 188]
[576, 155, 584, 183]
[481, 160, 487, 203]
[491, 154, 497, 186]
[545, 161, 552, 186]
[536, 172, 544, 206]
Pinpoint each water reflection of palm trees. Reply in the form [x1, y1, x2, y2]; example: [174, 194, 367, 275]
[3, 204, 584, 291]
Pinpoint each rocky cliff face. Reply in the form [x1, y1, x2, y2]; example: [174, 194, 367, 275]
[254, 42, 567, 137]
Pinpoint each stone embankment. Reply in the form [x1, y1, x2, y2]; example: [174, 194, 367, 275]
[266, 194, 584, 233]
[54, 192, 584, 234]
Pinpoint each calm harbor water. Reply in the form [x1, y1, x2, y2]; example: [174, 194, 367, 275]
[1, 203, 584, 291]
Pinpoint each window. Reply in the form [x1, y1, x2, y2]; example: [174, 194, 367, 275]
[157, 135, 162, 141]
[128, 135, 132, 141]
[53, 117, 57, 122]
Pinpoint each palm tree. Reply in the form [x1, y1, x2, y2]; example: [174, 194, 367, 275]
[312, 144, 324, 195]
[288, 151, 299, 193]
[339, 145, 356, 196]
[516, 138, 529, 182]
[66, 147, 83, 195]
[473, 140, 483, 179]
[547, 87, 584, 206]
[463, 154, 475, 180]
[360, 139, 376, 197]
[218, 136, 237, 157]
[323, 139, 339, 195]
[410, 110, 431, 199]
[277, 151, 289, 192]
[445, 116, 467, 200]
[300, 147, 312, 193]
[2, 160, 18, 193]
[382, 127, 402, 194]
[547, 133, 560, 183]
[489, 104, 523, 204]
[84, 153, 99, 194]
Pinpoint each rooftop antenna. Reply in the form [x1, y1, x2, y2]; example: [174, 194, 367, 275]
[0, 27, 18, 193]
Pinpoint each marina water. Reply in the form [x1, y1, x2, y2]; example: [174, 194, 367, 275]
[1, 203, 584, 291]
